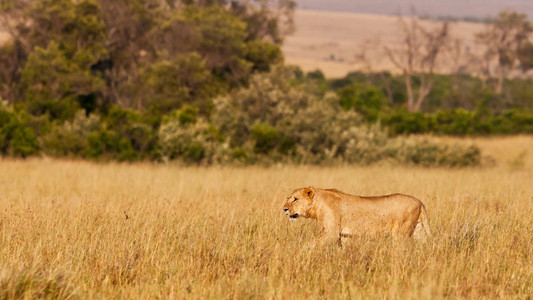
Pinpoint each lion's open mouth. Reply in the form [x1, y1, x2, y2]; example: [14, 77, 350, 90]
[289, 213, 299, 219]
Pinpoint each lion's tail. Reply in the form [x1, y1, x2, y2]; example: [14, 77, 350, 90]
[413, 204, 432, 240]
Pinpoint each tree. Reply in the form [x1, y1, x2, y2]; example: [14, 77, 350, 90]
[20, 41, 105, 120]
[230, 0, 296, 44]
[0, 0, 108, 114]
[384, 16, 450, 112]
[475, 10, 533, 93]
[0, 0, 293, 118]
[140, 52, 221, 115]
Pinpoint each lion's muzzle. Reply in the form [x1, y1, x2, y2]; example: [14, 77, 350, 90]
[289, 213, 299, 219]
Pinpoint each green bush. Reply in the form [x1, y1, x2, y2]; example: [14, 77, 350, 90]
[338, 84, 386, 122]
[434, 109, 473, 135]
[10, 126, 39, 158]
[210, 66, 483, 167]
[42, 110, 100, 157]
[251, 123, 279, 154]
[0, 103, 39, 157]
[381, 107, 533, 136]
[100, 106, 156, 160]
[382, 109, 432, 135]
[1, 64, 491, 168]
[501, 109, 533, 133]
[83, 129, 140, 161]
[163, 105, 199, 126]
[158, 114, 225, 163]
[42, 106, 155, 161]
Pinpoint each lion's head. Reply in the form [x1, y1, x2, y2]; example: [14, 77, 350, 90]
[283, 187, 315, 220]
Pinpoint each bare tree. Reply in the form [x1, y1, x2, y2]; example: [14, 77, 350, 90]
[384, 16, 450, 112]
[446, 38, 469, 75]
[475, 10, 533, 93]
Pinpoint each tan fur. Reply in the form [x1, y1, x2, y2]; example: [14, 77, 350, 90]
[283, 187, 432, 245]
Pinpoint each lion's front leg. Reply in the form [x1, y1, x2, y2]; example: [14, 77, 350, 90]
[316, 227, 340, 246]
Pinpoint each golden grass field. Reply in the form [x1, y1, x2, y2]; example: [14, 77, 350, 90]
[1, 136, 532, 299]
[283, 10, 487, 78]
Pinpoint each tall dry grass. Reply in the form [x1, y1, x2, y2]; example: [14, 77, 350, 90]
[0, 137, 532, 299]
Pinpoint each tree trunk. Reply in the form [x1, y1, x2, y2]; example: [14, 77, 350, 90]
[495, 65, 505, 94]
[412, 76, 433, 112]
[413, 93, 426, 112]
[405, 74, 416, 112]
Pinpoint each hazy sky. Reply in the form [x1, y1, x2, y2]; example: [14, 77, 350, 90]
[295, 0, 533, 19]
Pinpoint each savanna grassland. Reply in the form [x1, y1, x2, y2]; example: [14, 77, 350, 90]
[1, 136, 532, 299]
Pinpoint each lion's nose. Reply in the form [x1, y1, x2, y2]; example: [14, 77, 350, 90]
[283, 208, 288, 212]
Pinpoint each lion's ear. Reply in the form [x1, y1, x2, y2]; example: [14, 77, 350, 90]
[303, 187, 315, 200]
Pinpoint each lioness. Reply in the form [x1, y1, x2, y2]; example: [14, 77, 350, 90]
[283, 187, 431, 244]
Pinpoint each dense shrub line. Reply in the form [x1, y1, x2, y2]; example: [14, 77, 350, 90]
[332, 71, 533, 136]
[382, 108, 533, 136]
[0, 69, 482, 168]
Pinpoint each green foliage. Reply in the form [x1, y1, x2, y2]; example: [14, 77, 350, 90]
[140, 53, 218, 114]
[244, 40, 283, 72]
[162, 105, 199, 125]
[212, 66, 481, 167]
[41, 106, 156, 161]
[332, 71, 533, 136]
[0, 103, 39, 157]
[42, 110, 100, 157]
[1, 0, 288, 121]
[99, 106, 155, 160]
[158, 114, 224, 163]
[183, 5, 252, 86]
[20, 41, 105, 120]
[382, 109, 432, 135]
[26, 0, 107, 53]
[434, 109, 473, 135]
[381, 106, 533, 136]
[338, 84, 386, 122]
[251, 123, 279, 154]
[9, 126, 39, 158]
[83, 129, 142, 162]
[11, 0, 109, 120]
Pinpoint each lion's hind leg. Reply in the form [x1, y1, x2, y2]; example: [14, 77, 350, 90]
[412, 221, 427, 240]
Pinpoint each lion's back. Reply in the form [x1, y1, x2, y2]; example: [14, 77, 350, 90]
[318, 189, 424, 231]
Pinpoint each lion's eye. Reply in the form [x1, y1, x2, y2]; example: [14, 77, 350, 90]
[293, 198, 298, 202]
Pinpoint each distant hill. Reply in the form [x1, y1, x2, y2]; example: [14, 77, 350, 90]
[295, 0, 533, 20]
[282, 10, 487, 78]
